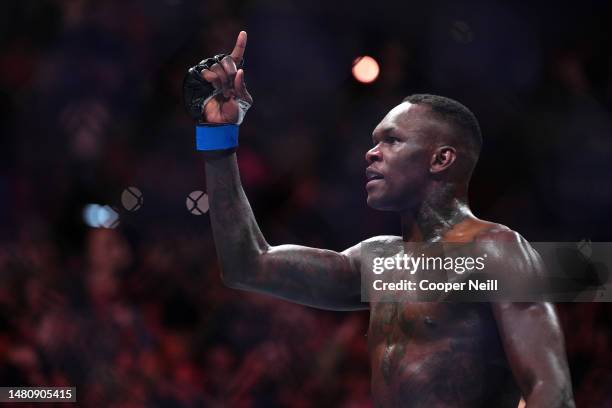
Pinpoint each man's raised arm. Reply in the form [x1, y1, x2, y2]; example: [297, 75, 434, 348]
[189, 32, 366, 311]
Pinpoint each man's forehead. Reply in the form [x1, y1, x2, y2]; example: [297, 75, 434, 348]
[374, 102, 443, 136]
[388, 101, 424, 120]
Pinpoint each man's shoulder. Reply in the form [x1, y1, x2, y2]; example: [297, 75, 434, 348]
[342, 235, 402, 266]
[468, 220, 543, 276]
[362, 235, 403, 245]
[471, 221, 524, 243]
[359, 223, 530, 247]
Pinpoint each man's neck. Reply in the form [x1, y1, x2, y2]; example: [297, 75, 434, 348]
[400, 184, 474, 242]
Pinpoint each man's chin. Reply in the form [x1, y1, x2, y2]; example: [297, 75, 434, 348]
[366, 195, 395, 211]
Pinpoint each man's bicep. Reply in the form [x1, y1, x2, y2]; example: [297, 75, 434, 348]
[244, 242, 367, 311]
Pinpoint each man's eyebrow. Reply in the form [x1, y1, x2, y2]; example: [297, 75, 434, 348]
[372, 127, 401, 143]
[372, 126, 403, 142]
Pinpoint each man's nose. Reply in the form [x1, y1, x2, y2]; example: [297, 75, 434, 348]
[366, 146, 381, 164]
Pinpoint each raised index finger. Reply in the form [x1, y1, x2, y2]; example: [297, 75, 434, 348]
[230, 31, 247, 65]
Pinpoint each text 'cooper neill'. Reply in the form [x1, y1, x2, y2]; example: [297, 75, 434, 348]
[372, 279, 498, 293]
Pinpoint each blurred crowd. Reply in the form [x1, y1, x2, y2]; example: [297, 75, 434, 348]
[1, 0, 611, 406]
[1, 227, 372, 407]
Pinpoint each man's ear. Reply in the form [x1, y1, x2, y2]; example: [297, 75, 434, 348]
[430, 146, 456, 173]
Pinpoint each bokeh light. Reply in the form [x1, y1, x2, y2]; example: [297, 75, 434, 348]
[352, 56, 380, 83]
[186, 191, 209, 215]
[121, 186, 143, 211]
[83, 204, 119, 228]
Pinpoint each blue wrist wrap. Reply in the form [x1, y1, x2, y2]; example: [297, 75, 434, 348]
[195, 124, 239, 151]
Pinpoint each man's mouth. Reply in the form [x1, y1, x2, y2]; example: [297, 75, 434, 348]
[366, 168, 384, 184]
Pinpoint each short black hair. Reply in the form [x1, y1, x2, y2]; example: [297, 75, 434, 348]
[402, 94, 482, 157]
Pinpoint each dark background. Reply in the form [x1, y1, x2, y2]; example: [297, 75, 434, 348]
[0, 0, 611, 406]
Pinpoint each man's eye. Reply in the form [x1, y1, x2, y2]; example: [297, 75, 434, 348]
[386, 137, 399, 144]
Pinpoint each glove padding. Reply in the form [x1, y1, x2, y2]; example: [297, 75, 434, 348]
[182, 54, 244, 122]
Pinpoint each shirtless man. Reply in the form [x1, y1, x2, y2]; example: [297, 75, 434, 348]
[193, 32, 575, 407]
